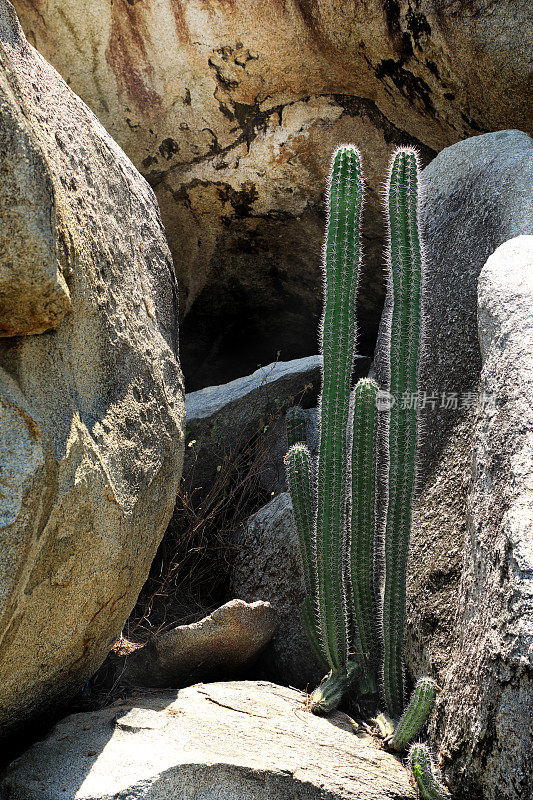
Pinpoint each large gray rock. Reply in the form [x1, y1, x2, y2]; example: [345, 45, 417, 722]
[115, 599, 278, 689]
[404, 133, 533, 798]
[184, 356, 322, 496]
[0, 1, 184, 739]
[0, 681, 416, 800]
[417, 129, 532, 476]
[433, 237, 533, 800]
[232, 493, 324, 691]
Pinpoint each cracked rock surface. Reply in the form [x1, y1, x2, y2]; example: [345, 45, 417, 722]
[0, 681, 416, 800]
[12, 0, 530, 385]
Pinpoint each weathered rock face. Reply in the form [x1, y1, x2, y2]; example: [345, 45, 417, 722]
[12, 0, 531, 385]
[0, 0, 184, 740]
[403, 133, 533, 800]
[0, 681, 416, 800]
[434, 237, 533, 800]
[0, 79, 70, 336]
[116, 599, 278, 689]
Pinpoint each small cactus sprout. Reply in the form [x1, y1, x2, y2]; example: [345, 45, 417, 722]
[380, 147, 425, 718]
[347, 377, 380, 693]
[370, 711, 395, 740]
[387, 677, 441, 750]
[285, 443, 320, 653]
[315, 144, 363, 670]
[408, 743, 450, 799]
[309, 665, 359, 715]
[286, 405, 307, 448]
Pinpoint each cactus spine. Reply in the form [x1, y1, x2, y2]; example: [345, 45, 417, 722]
[347, 377, 379, 693]
[381, 148, 424, 718]
[387, 677, 440, 750]
[408, 743, 450, 799]
[315, 144, 363, 670]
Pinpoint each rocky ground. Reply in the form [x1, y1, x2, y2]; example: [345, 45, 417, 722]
[1, 682, 416, 800]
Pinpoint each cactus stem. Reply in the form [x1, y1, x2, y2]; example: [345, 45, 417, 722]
[407, 742, 450, 799]
[346, 377, 380, 694]
[315, 144, 364, 670]
[387, 677, 440, 750]
[309, 664, 360, 715]
[380, 147, 424, 718]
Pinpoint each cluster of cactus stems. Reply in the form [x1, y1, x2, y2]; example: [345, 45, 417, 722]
[285, 145, 445, 782]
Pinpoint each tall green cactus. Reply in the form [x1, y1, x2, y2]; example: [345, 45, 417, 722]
[285, 147, 431, 750]
[315, 144, 363, 670]
[380, 147, 424, 718]
[347, 377, 379, 693]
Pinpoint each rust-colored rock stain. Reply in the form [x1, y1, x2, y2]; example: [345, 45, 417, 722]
[0, 397, 42, 443]
[170, 0, 191, 46]
[106, 0, 163, 111]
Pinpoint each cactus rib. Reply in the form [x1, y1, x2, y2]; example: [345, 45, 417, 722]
[315, 144, 363, 669]
[301, 595, 327, 668]
[381, 148, 424, 717]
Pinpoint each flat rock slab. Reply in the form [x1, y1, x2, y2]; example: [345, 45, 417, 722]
[0, 681, 415, 800]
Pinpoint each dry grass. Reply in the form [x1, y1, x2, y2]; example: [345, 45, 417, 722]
[124, 419, 276, 643]
[119, 373, 317, 650]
